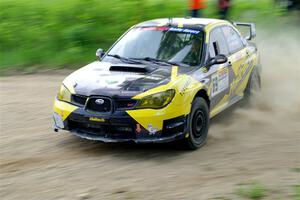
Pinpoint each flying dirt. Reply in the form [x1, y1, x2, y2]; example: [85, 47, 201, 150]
[0, 26, 299, 199]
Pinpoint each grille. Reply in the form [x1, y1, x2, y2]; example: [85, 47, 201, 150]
[86, 97, 112, 113]
[115, 99, 137, 110]
[68, 120, 134, 137]
[71, 95, 87, 106]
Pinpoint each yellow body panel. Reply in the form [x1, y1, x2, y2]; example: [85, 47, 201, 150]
[63, 81, 75, 94]
[204, 21, 229, 42]
[127, 67, 205, 131]
[53, 99, 78, 121]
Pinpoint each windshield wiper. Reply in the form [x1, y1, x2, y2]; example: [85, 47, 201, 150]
[131, 57, 186, 67]
[106, 54, 143, 64]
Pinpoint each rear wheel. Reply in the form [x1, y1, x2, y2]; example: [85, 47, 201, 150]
[244, 67, 261, 101]
[182, 97, 209, 150]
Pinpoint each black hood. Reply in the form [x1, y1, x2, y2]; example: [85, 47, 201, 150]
[63, 61, 180, 98]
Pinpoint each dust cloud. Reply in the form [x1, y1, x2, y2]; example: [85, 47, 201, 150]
[210, 27, 300, 143]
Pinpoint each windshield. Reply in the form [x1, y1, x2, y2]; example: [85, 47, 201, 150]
[103, 27, 204, 66]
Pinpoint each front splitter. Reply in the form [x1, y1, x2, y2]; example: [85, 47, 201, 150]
[67, 129, 185, 144]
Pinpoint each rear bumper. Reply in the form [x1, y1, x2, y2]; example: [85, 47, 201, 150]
[53, 99, 187, 143]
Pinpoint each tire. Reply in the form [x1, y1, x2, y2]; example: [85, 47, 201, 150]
[181, 97, 209, 150]
[244, 67, 261, 101]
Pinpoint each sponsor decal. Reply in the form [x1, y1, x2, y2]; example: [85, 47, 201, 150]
[89, 117, 105, 122]
[230, 59, 254, 95]
[141, 27, 169, 31]
[169, 27, 200, 34]
[141, 27, 200, 34]
[211, 67, 229, 97]
[148, 124, 158, 135]
[179, 77, 192, 96]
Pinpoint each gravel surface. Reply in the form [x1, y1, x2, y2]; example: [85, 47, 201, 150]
[1, 28, 300, 200]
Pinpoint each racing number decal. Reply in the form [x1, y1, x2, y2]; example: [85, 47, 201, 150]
[211, 67, 229, 97]
[212, 76, 218, 95]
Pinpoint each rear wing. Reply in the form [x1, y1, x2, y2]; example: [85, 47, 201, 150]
[233, 22, 256, 40]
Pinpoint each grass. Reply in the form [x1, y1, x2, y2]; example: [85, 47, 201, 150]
[294, 184, 300, 200]
[0, 0, 290, 70]
[235, 181, 268, 199]
[291, 168, 300, 173]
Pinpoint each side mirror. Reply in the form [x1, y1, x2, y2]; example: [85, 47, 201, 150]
[96, 48, 105, 59]
[206, 54, 228, 68]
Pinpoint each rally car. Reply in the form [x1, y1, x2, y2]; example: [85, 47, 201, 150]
[53, 18, 261, 149]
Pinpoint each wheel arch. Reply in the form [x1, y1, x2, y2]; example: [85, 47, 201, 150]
[193, 89, 210, 109]
[248, 65, 262, 89]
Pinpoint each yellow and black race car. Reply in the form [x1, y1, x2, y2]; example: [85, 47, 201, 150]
[53, 18, 261, 149]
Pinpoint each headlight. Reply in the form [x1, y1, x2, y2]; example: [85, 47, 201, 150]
[57, 84, 71, 102]
[135, 89, 175, 109]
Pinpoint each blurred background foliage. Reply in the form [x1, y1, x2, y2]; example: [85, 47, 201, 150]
[0, 0, 293, 69]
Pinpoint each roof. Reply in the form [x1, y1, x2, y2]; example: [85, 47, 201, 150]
[135, 18, 227, 30]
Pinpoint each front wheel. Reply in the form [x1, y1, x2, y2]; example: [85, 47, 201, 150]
[181, 97, 209, 150]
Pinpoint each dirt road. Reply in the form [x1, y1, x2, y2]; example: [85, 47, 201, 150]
[1, 29, 300, 199]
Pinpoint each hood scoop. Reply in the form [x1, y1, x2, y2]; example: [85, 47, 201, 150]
[109, 64, 157, 73]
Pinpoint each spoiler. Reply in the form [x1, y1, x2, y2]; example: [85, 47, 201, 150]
[233, 22, 256, 40]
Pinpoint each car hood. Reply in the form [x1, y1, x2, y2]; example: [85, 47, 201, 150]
[63, 61, 186, 98]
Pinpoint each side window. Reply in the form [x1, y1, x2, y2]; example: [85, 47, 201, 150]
[221, 26, 244, 53]
[209, 28, 229, 58]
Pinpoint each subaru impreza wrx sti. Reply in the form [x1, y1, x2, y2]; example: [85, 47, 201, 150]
[53, 18, 261, 149]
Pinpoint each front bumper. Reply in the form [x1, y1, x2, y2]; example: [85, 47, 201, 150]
[53, 99, 186, 143]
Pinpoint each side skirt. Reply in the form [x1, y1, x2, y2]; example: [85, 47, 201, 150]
[210, 95, 243, 118]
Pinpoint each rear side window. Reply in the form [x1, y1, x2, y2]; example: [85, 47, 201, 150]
[221, 26, 244, 53]
[208, 27, 229, 58]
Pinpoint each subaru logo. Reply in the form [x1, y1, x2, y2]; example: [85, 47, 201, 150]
[95, 99, 105, 105]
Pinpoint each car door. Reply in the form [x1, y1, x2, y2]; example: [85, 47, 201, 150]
[207, 27, 233, 116]
[221, 25, 247, 99]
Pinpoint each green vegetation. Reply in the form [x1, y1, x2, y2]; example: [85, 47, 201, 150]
[0, 0, 287, 69]
[294, 184, 300, 200]
[291, 168, 300, 173]
[235, 181, 268, 199]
